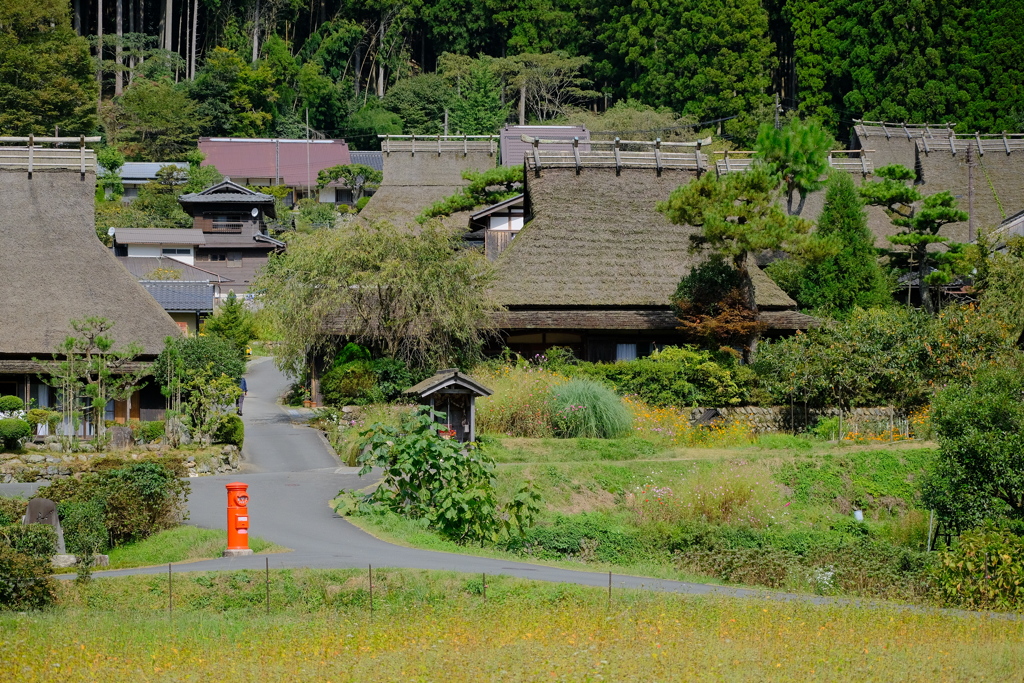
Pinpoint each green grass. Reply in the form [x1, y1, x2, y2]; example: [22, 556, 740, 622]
[80, 526, 287, 572]
[2, 568, 1022, 681]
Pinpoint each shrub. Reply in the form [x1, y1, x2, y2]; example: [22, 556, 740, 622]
[0, 395, 25, 412]
[321, 360, 377, 406]
[37, 461, 190, 547]
[215, 414, 245, 447]
[923, 363, 1024, 531]
[551, 345, 752, 408]
[1, 523, 57, 558]
[550, 380, 632, 439]
[0, 545, 55, 610]
[57, 500, 109, 555]
[0, 418, 31, 450]
[932, 524, 1024, 611]
[0, 497, 27, 525]
[505, 513, 651, 564]
[341, 406, 540, 544]
[131, 420, 166, 443]
[368, 358, 415, 402]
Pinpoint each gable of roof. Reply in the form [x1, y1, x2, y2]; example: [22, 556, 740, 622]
[198, 137, 352, 187]
[0, 170, 182, 356]
[500, 125, 590, 167]
[113, 228, 207, 245]
[404, 369, 493, 397]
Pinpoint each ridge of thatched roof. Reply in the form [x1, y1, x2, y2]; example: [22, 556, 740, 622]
[490, 167, 793, 310]
[359, 148, 497, 228]
[0, 170, 182, 357]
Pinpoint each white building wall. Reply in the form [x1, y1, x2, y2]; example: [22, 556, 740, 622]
[488, 215, 524, 231]
[127, 245, 162, 258]
[319, 187, 336, 203]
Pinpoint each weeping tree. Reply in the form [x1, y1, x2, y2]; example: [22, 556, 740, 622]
[255, 220, 499, 377]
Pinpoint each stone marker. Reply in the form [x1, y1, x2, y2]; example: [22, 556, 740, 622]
[24, 497, 65, 554]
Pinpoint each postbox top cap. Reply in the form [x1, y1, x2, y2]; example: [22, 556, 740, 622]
[225, 482, 249, 490]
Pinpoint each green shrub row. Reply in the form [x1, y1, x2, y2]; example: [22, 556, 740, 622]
[546, 346, 755, 408]
[504, 513, 932, 600]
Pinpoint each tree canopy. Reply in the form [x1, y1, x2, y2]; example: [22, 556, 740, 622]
[255, 221, 499, 375]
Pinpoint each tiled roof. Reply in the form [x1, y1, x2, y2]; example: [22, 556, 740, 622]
[113, 228, 207, 245]
[198, 138, 351, 186]
[350, 151, 384, 172]
[117, 256, 233, 283]
[141, 282, 215, 312]
[97, 161, 188, 182]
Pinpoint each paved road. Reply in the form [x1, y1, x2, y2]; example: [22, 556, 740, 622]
[0, 360, 934, 608]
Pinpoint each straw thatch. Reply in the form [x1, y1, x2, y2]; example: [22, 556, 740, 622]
[490, 166, 794, 310]
[359, 148, 497, 228]
[0, 170, 181, 357]
[916, 142, 1024, 241]
[851, 121, 954, 171]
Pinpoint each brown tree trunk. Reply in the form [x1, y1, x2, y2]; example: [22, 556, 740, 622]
[518, 82, 526, 125]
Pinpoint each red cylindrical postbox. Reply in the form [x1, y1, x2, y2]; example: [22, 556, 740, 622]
[224, 482, 254, 556]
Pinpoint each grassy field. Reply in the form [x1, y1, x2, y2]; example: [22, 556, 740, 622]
[340, 436, 941, 602]
[2, 568, 1021, 681]
[53, 526, 287, 573]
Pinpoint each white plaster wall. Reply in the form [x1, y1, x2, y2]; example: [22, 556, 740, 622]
[488, 215, 524, 231]
[127, 245, 161, 257]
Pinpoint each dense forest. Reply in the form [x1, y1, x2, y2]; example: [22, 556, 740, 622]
[2, 0, 1022, 157]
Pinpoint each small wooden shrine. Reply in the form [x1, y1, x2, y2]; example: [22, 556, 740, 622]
[403, 369, 493, 443]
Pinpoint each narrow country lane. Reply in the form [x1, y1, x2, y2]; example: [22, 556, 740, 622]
[0, 358, 871, 605]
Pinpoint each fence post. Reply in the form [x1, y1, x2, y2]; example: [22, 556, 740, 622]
[368, 564, 373, 617]
[265, 557, 270, 615]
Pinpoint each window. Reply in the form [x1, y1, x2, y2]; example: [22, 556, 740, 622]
[202, 253, 227, 262]
[162, 247, 191, 255]
[226, 252, 242, 268]
[615, 344, 638, 362]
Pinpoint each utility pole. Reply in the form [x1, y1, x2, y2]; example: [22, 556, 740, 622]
[444, 109, 449, 137]
[306, 109, 311, 201]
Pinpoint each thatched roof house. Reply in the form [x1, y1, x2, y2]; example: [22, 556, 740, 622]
[0, 160, 182, 415]
[489, 151, 816, 362]
[359, 135, 498, 228]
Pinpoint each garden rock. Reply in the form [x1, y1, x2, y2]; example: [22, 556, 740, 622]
[52, 554, 109, 568]
[27, 454, 45, 463]
[47, 443, 62, 452]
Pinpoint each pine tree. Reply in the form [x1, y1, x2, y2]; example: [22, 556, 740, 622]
[795, 172, 892, 315]
[204, 291, 256, 356]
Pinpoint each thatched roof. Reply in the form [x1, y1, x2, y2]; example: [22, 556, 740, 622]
[490, 166, 794, 310]
[0, 170, 182, 357]
[404, 368, 493, 397]
[359, 147, 497, 228]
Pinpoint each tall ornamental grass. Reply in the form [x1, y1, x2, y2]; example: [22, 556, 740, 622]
[551, 380, 632, 439]
[474, 365, 563, 437]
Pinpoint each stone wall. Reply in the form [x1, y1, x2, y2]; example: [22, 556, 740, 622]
[0, 444, 242, 483]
